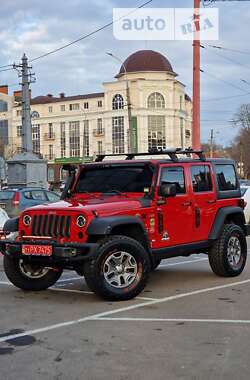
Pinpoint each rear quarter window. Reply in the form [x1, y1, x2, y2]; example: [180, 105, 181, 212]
[0, 191, 15, 200]
[215, 165, 237, 191]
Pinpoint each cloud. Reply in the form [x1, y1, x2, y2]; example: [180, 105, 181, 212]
[0, 0, 249, 145]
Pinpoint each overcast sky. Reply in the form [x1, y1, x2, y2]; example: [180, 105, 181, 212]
[1, 0, 250, 146]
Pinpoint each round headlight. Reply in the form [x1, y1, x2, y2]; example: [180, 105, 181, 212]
[23, 215, 31, 226]
[76, 215, 86, 228]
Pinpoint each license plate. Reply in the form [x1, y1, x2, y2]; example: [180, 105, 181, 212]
[22, 245, 52, 256]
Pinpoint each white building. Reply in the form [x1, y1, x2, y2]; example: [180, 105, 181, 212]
[0, 50, 192, 186]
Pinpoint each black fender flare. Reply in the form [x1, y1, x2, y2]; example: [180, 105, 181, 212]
[3, 217, 19, 232]
[87, 215, 151, 251]
[209, 207, 246, 240]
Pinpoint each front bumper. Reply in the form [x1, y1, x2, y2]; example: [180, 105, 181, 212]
[0, 239, 98, 266]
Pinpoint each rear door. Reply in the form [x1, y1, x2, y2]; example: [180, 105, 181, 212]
[189, 163, 217, 241]
[156, 164, 194, 247]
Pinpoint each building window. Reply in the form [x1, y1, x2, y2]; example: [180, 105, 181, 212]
[48, 123, 54, 139]
[83, 120, 89, 157]
[0, 100, 8, 112]
[17, 125, 22, 137]
[69, 103, 80, 111]
[32, 124, 40, 154]
[60, 105, 65, 111]
[98, 100, 102, 107]
[112, 94, 124, 110]
[180, 95, 183, 110]
[60, 122, 66, 158]
[97, 118, 103, 134]
[48, 106, 53, 113]
[148, 116, 166, 151]
[49, 145, 54, 160]
[84, 102, 89, 109]
[69, 121, 80, 157]
[147, 92, 165, 109]
[97, 141, 103, 155]
[112, 116, 124, 154]
[16, 109, 22, 117]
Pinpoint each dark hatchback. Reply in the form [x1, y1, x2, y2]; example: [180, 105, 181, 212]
[0, 188, 60, 217]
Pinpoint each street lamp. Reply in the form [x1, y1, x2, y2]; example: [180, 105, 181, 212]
[106, 52, 134, 153]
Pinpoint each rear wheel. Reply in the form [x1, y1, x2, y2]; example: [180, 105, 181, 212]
[83, 235, 151, 301]
[208, 224, 247, 277]
[4, 256, 62, 290]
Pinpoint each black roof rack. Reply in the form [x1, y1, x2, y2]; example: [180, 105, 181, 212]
[95, 148, 206, 163]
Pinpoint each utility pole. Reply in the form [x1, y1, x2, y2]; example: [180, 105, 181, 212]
[192, 0, 201, 151]
[14, 54, 35, 153]
[106, 53, 134, 153]
[209, 129, 214, 158]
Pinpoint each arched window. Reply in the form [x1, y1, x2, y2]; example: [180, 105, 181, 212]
[112, 94, 124, 110]
[147, 92, 165, 109]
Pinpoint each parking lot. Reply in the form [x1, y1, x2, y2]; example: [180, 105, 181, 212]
[1, 241, 250, 380]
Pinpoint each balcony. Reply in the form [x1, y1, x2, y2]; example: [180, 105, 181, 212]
[93, 128, 105, 137]
[44, 132, 56, 140]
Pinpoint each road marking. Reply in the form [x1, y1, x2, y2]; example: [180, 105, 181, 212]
[0, 280, 158, 301]
[160, 258, 208, 268]
[1, 278, 250, 343]
[57, 277, 83, 283]
[95, 317, 250, 325]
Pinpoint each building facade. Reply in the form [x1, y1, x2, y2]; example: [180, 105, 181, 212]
[1, 50, 193, 186]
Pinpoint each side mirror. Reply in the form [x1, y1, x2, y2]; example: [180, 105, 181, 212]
[158, 183, 177, 197]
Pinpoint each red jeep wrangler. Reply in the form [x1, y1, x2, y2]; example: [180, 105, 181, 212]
[1, 149, 249, 301]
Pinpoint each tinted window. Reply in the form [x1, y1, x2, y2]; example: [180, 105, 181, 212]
[0, 191, 15, 200]
[191, 165, 212, 193]
[23, 191, 32, 199]
[160, 167, 185, 194]
[31, 190, 47, 201]
[75, 165, 154, 193]
[46, 191, 60, 202]
[215, 165, 237, 191]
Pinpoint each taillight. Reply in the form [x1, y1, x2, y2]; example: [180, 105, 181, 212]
[238, 198, 246, 209]
[12, 192, 20, 207]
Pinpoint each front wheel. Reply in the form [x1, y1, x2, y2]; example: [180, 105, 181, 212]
[208, 224, 247, 277]
[4, 256, 62, 290]
[83, 235, 151, 301]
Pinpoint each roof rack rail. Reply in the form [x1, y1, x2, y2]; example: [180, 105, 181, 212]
[95, 148, 206, 162]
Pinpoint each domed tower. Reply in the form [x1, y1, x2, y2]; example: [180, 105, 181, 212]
[104, 50, 192, 154]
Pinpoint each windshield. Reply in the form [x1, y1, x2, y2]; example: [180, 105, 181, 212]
[75, 164, 154, 194]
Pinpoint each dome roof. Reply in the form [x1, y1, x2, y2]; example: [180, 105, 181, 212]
[117, 50, 174, 77]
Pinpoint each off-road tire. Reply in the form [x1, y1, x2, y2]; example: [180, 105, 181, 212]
[4, 256, 62, 290]
[208, 224, 247, 277]
[83, 235, 151, 301]
[151, 258, 161, 271]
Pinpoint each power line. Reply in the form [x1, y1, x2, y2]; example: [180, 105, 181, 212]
[0, 64, 13, 69]
[207, 44, 250, 57]
[200, 69, 250, 93]
[30, 0, 152, 63]
[202, 44, 250, 71]
[0, 67, 14, 73]
[203, 92, 250, 101]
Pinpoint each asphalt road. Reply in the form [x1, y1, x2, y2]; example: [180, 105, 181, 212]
[1, 241, 250, 380]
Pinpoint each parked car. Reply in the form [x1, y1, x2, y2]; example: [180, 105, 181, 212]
[1, 149, 249, 301]
[240, 179, 250, 186]
[241, 186, 250, 224]
[0, 188, 60, 217]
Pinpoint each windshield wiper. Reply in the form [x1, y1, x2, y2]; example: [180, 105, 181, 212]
[102, 189, 128, 197]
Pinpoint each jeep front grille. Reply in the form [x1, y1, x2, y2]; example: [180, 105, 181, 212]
[31, 215, 71, 238]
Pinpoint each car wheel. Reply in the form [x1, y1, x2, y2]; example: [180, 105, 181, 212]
[83, 235, 151, 301]
[208, 224, 247, 277]
[4, 256, 62, 290]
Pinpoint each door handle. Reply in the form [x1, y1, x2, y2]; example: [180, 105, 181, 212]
[207, 200, 216, 204]
[182, 201, 192, 207]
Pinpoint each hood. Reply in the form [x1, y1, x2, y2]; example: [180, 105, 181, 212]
[22, 196, 146, 217]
